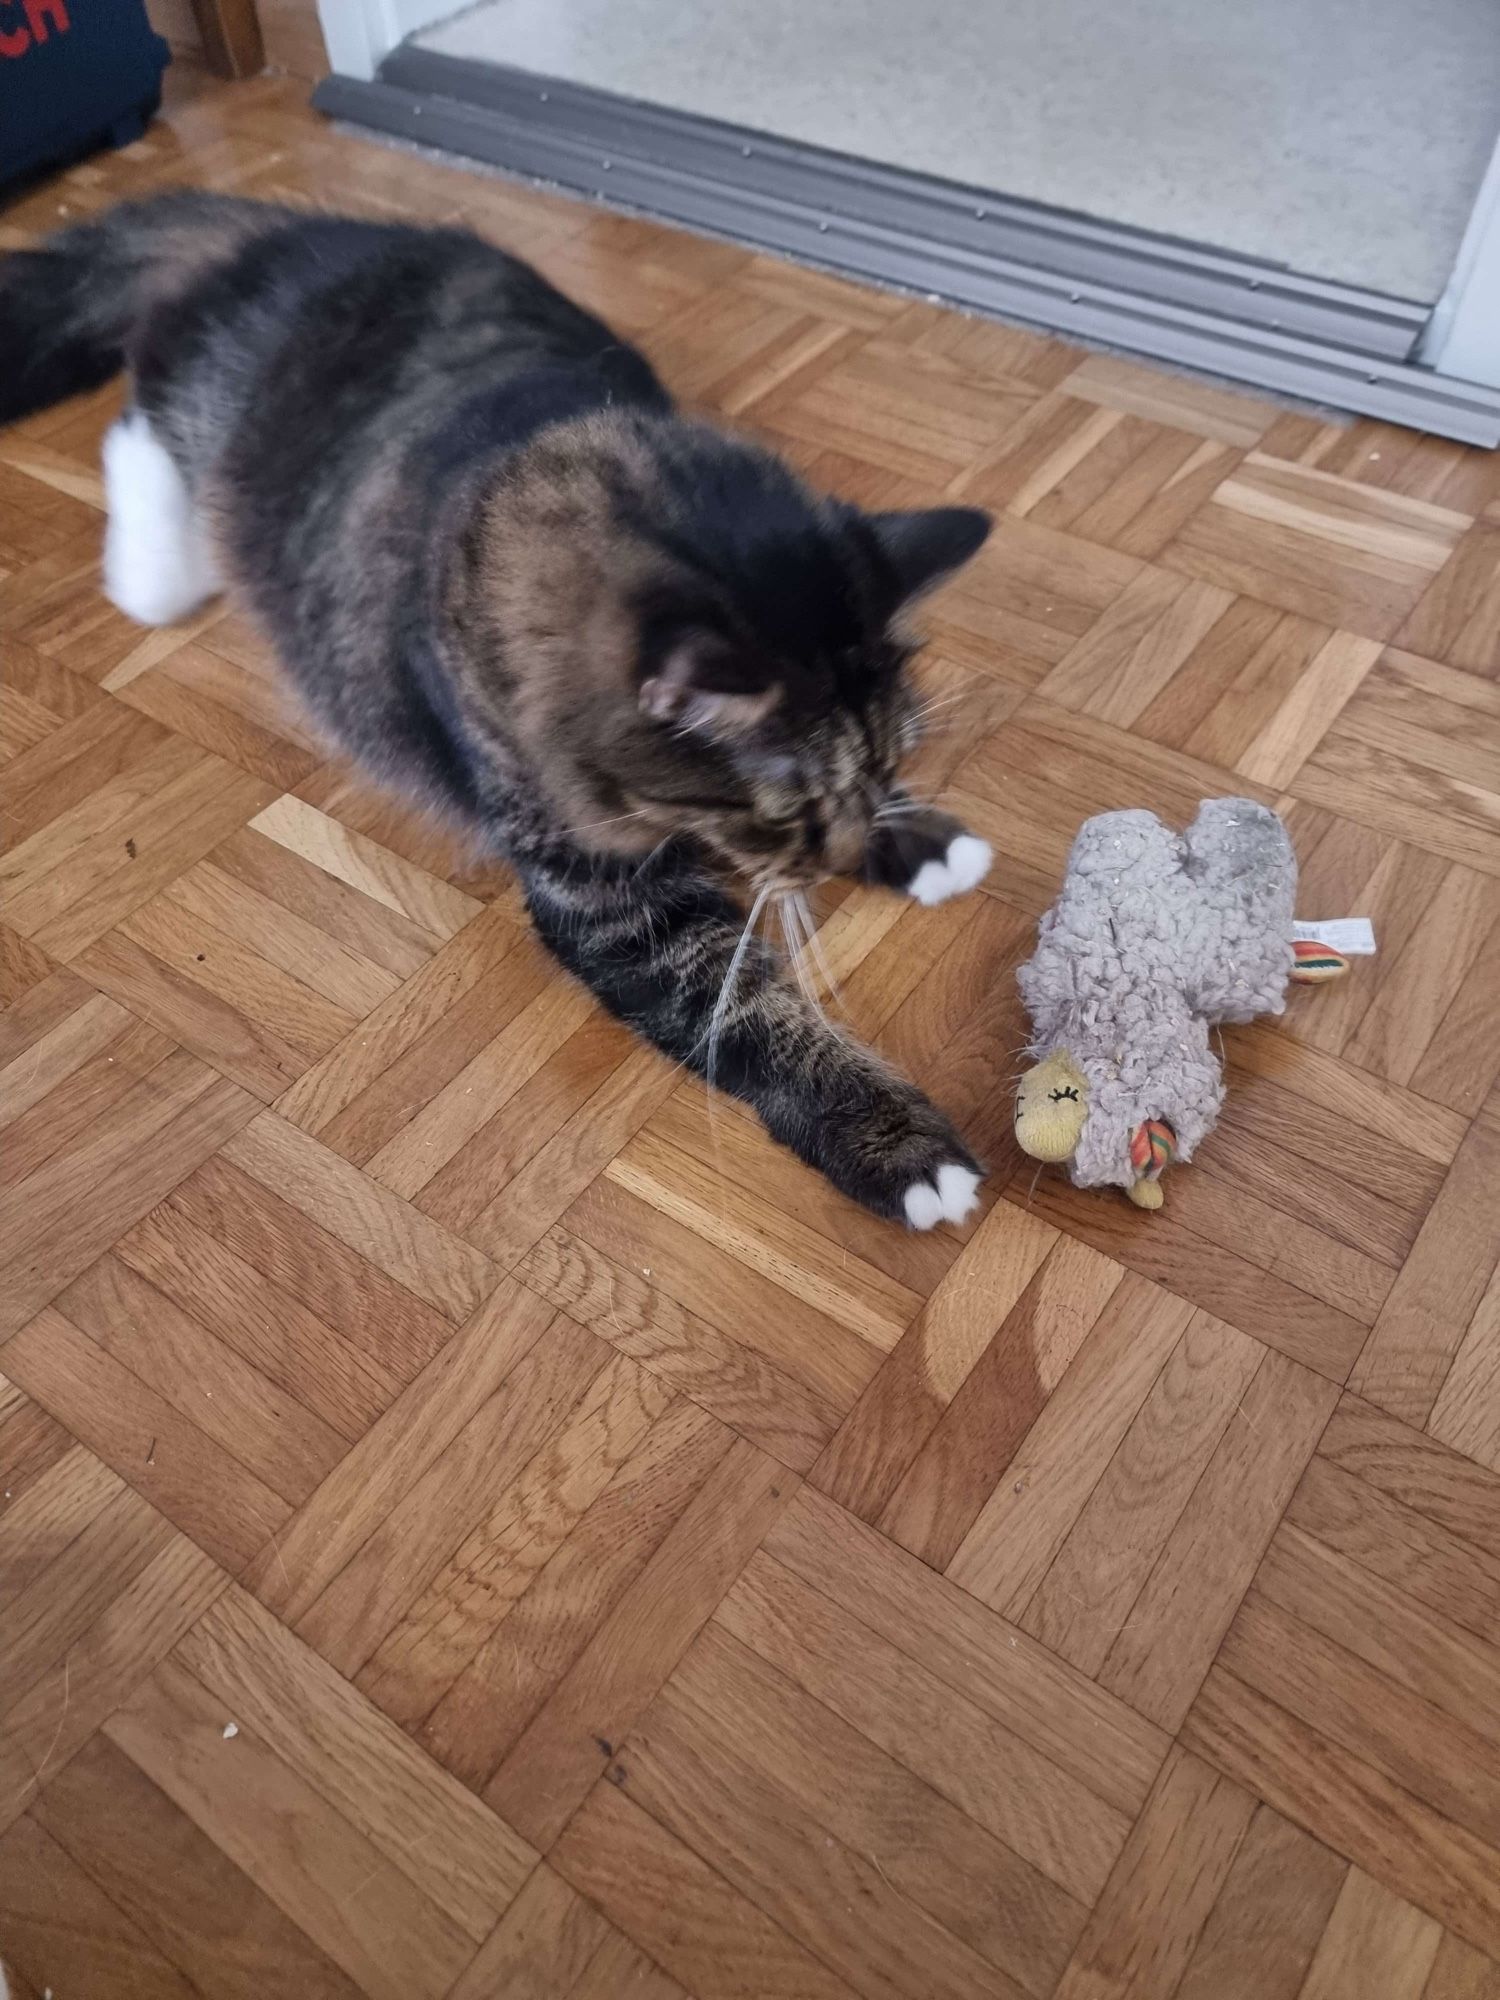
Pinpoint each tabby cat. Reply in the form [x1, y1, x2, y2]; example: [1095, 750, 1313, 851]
[1, 193, 997, 1225]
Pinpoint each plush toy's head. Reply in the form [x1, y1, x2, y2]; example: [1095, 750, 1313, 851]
[1014, 1046, 1179, 1207]
[1013, 1049, 1087, 1163]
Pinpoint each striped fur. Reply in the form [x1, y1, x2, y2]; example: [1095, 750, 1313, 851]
[0, 194, 992, 1221]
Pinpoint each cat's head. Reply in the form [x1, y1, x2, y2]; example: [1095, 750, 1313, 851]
[478, 417, 991, 885]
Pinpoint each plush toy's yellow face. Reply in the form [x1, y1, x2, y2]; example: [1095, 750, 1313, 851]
[1014, 1048, 1089, 1163]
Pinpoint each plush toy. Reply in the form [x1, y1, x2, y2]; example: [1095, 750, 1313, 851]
[1014, 798, 1351, 1209]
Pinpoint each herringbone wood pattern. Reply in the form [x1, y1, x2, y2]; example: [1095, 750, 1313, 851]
[5, 60, 1500, 2000]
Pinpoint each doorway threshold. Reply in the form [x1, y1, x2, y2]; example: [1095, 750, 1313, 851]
[315, 49, 1500, 445]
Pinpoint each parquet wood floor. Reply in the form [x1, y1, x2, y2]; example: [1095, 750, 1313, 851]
[4, 62, 1500, 2000]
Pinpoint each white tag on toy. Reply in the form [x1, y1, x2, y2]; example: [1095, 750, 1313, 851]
[1294, 918, 1377, 955]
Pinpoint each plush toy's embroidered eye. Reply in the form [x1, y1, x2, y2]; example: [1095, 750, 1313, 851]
[1048, 1086, 1080, 1103]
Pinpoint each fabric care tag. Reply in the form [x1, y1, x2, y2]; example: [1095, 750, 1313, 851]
[1294, 919, 1377, 955]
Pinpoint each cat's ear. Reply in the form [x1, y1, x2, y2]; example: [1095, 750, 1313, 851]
[867, 506, 992, 603]
[639, 632, 782, 740]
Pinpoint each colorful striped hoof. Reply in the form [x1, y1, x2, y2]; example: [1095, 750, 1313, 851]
[1128, 1119, 1175, 1207]
[1290, 938, 1350, 983]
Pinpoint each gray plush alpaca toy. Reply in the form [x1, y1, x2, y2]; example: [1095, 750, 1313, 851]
[1013, 798, 1348, 1208]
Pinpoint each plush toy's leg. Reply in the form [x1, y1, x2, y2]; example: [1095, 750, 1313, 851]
[1290, 940, 1350, 983]
[1127, 1118, 1176, 1209]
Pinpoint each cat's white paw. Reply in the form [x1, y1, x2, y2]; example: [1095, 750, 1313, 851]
[103, 411, 220, 627]
[907, 834, 992, 907]
[902, 1162, 981, 1230]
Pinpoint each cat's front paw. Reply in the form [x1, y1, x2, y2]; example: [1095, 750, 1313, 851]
[907, 833, 992, 907]
[903, 1160, 983, 1228]
[864, 805, 992, 906]
[821, 1084, 984, 1229]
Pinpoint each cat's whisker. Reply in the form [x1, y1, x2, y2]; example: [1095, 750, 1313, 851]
[703, 885, 771, 1207]
[778, 897, 825, 1022]
[879, 779, 945, 814]
[562, 808, 650, 838]
[787, 899, 831, 1023]
[706, 885, 771, 1098]
[789, 890, 844, 1012]
[636, 833, 677, 875]
[911, 692, 964, 723]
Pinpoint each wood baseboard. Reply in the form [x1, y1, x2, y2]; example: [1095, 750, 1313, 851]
[190, 0, 264, 77]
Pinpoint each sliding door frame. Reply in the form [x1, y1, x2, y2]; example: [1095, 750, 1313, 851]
[1422, 134, 1500, 392]
[311, 0, 1500, 437]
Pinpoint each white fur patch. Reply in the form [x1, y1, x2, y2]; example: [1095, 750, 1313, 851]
[103, 410, 220, 626]
[902, 1161, 981, 1230]
[907, 833, 992, 906]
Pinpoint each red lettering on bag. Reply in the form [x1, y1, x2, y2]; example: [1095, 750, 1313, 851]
[25, 0, 70, 34]
[0, 0, 69, 54]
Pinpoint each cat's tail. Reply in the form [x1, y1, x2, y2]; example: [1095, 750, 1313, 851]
[0, 229, 129, 425]
[0, 193, 279, 428]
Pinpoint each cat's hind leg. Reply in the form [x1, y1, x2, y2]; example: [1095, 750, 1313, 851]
[864, 793, 992, 907]
[102, 409, 220, 626]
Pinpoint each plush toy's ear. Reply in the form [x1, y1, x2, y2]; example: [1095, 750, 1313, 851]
[639, 632, 782, 741]
[867, 507, 992, 605]
[1014, 1049, 1088, 1163]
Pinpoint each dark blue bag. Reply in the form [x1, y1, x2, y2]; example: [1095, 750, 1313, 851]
[1, 0, 171, 189]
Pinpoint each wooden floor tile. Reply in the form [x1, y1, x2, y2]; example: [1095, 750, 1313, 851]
[1292, 649, 1500, 875]
[1019, 1312, 1264, 1677]
[483, 1438, 793, 1850]
[1350, 1101, 1500, 1427]
[955, 391, 1246, 562]
[1294, 1869, 1442, 2000]
[448, 1862, 683, 2000]
[814, 1217, 1087, 1534]
[0, 1814, 201, 2000]
[1173, 1802, 1346, 2000]
[1397, 516, 1500, 678]
[7, 53, 1500, 2000]
[1163, 454, 1470, 641]
[31, 1734, 366, 2000]
[1183, 1667, 1500, 1960]
[1182, 1412, 1500, 1961]
[926, 519, 1142, 686]
[105, 1657, 479, 2000]
[1052, 1746, 1256, 2000]
[553, 1780, 863, 2000]
[416, 1398, 726, 1789]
